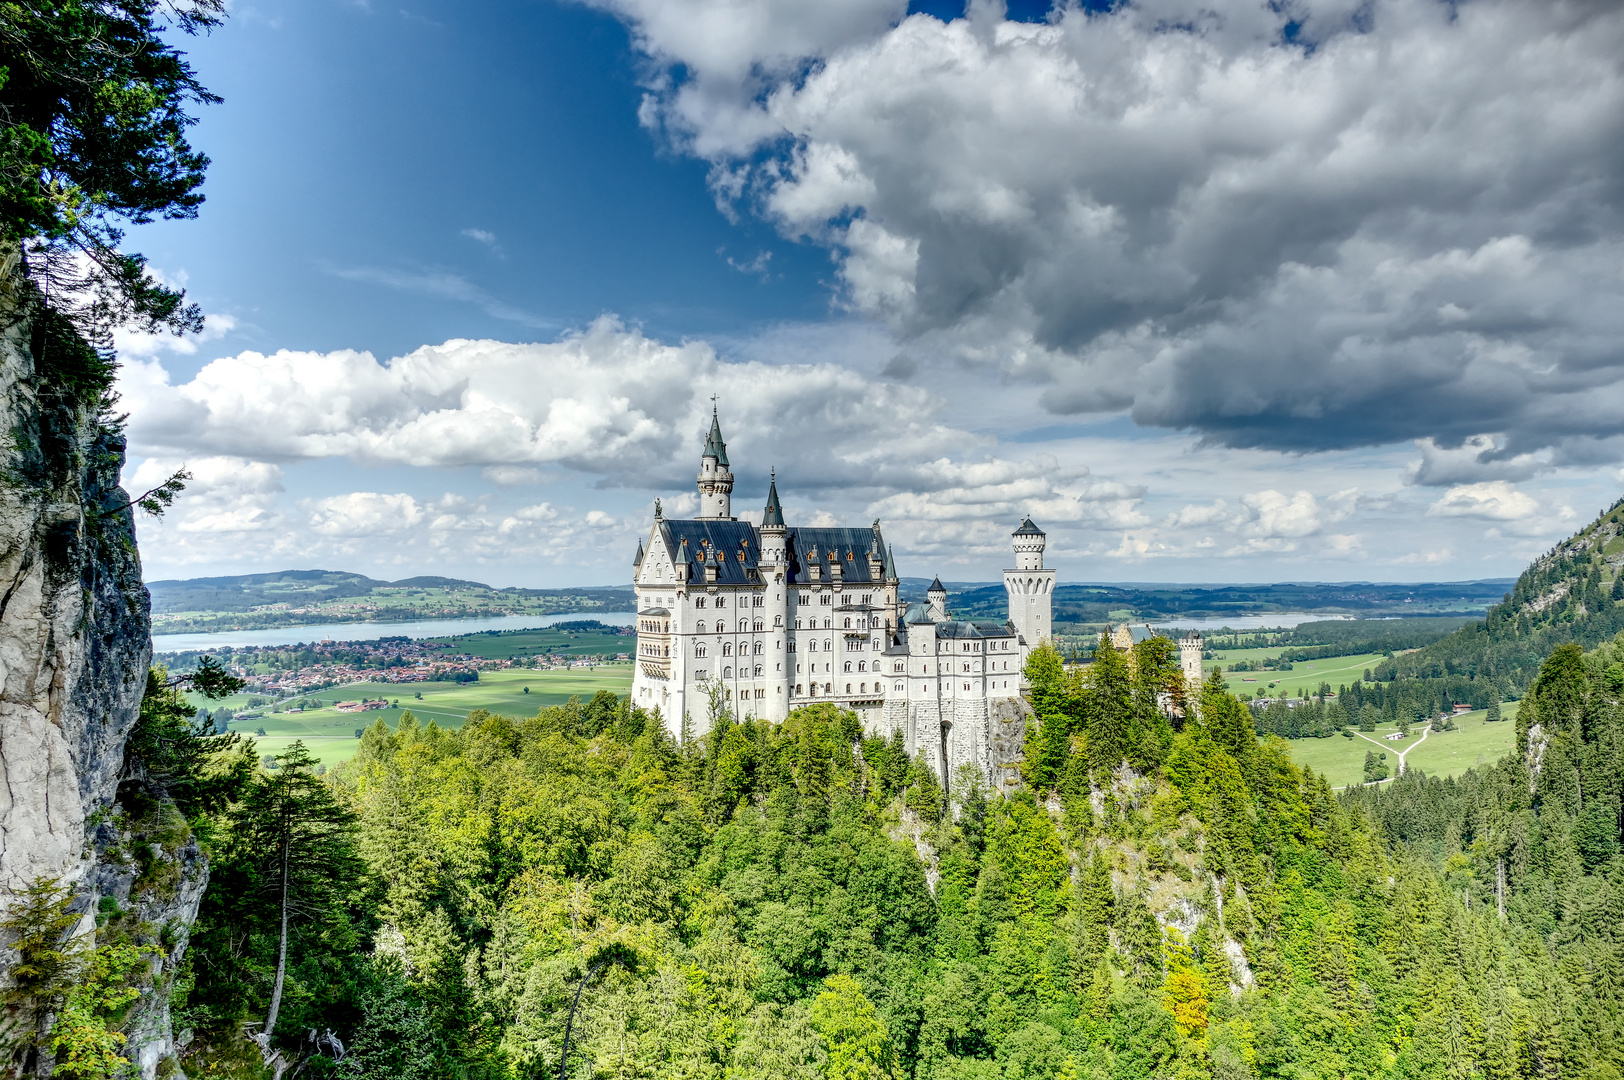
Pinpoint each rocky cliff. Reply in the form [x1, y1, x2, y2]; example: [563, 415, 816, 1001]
[0, 278, 200, 1077]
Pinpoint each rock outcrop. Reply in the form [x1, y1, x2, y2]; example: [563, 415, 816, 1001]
[0, 278, 197, 1077]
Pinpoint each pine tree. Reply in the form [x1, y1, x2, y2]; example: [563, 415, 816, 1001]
[227, 741, 361, 1047]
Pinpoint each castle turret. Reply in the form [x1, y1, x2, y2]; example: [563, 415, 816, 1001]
[1179, 632, 1204, 709]
[927, 576, 948, 622]
[1004, 517, 1055, 647]
[697, 406, 734, 519]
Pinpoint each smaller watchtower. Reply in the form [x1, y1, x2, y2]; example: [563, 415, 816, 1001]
[1178, 632, 1204, 703]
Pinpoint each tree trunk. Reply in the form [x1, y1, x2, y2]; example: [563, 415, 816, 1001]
[265, 836, 290, 1037]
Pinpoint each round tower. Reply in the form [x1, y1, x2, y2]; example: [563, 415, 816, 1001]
[1004, 517, 1055, 647]
[927, 576, 948, 622]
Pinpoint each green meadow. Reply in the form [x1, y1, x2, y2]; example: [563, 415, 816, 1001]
[1208, 648, 1389, 698]
[216, 664, 635, 766]
[1276, 700, 1520, 789]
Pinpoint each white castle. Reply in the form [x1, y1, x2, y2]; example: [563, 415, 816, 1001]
[631, 410, 1055, 789]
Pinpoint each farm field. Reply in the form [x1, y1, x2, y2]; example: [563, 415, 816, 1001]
[1278, 701, 1520, 789]
[215, 664, 635, 766]
[1208, 649, 1388, 698]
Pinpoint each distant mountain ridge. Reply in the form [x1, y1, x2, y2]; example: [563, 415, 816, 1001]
[146, 569, 636, 635]
[904, 576, 1514, 625]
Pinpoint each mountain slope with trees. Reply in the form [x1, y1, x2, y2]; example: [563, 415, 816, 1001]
[1363, 498, 1624, 712]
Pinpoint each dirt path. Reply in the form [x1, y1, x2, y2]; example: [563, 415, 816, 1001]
[1349, 723, 1432, 780]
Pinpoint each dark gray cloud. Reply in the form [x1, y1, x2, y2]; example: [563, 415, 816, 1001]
[594, 0, 1624, 456]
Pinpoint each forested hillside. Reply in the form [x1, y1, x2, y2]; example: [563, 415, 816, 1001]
[121, 631, 1620, 1080]
[1366, 498, 1624, 711]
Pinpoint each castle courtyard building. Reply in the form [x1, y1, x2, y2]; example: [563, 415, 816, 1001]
[632, 410, 1055, 789]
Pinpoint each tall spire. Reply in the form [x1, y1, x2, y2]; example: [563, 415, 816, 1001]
[702, 403, 729, 466]
[696, 400, 735, 520]
[762, 467, 784, 528]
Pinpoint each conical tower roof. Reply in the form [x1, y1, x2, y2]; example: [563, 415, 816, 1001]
[762, 469, 784, 527]
[702, 407, 729, 467]
[928, 576, 946, 593]
[1013, 516, 1045, 536]
[633, 538, 645, 568]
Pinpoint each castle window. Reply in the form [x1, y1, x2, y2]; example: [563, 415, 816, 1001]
[797, 684, 803, 695]
[824, 640, 831, 651]
[695, 598, 706, 609]
[696, 621, 706, 634]
[846, 683, 852, 694]
[722, 643, 732, 656]
[774, 616, 782, 627]
[894, 663, 903, 673]
[844, 618, 852, 629]
[716, 597, 725, 608]
[844, 662, 853, 673]
[753, 641, 763, 655]
[807, 640, 817, 652]
[695, 644, 707, 657]
[963, 643, 970, 652]
[696, 670, 707, 680]
[740, 619, 749, 632]
[894, 682, 904, 692]
[723, 666, 732, 678]
[823, 619, 831, 629]
[858, 661, 866, 672]
[789, 641, 797, 652]
[754, 665, 763, 677]
[754, 620, 763, 632]
[820, 594, 831, 605]
[860, 683, 867, 693]
[862, 594, 871, 605]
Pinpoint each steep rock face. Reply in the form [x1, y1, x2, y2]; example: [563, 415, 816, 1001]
[0, 283, 193, 1076]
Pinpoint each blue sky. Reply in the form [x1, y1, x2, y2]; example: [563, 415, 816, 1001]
[120, 0, 1624, 587]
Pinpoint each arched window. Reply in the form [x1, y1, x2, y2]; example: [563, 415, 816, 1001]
[695, 597, 706, 609]
[860, 682, 867, 693]
[753, 619, 763, 632]
[823, 618, 830, 629]
[858, 661, 866, 672]
[808, 640, 817, 652]
[722, 643, 733, 656]
[723, 666, 732, 678]
[753, 641, 763, 655]
[739, 619, 749, 633]
[843, 617, 852, 628]
[844, 662, 853, 673]
[788, 641, 797, 652]
[696, 620, 706, 634]
[824, 640, 831, 651]
[774, 616, 782, 627]
[845, 683, 852, 694]
[695, 644, 707, 657]
[754, 665, 763, 677]
[716, 597, 725, 608]
[894, 682, 903, 692]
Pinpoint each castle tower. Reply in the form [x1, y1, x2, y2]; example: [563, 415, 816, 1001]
[1004, 517, 1055, 646]
[927, 576, 948, 622]
[697, 406, 734, 520]
[760, 470, 786, 564]
[1178, 632, 1204, 715]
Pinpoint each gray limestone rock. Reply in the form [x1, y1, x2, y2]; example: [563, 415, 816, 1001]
[0, 277, 197, 1077]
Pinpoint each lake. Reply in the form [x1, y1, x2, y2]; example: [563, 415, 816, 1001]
[1146, 612, 1356, 631]
[152, 611, 638, 653]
